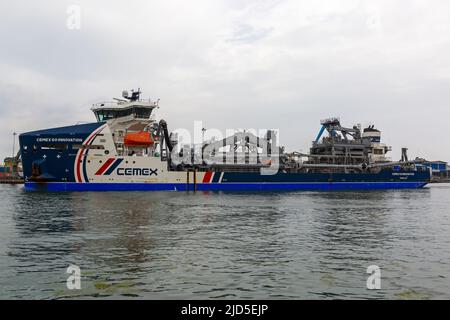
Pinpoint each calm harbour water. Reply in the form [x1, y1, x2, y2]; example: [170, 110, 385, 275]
[1, 183, 450, 299]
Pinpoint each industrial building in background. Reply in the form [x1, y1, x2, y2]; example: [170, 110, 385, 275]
[0, 154, 23, 184]
[417, 160, 450, 182]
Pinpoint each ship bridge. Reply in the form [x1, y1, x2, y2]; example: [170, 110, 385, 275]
[89, 89, 162, 157]
[91, 89, 158, 123]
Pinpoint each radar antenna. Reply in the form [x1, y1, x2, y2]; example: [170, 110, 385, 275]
[122, 88, 141, 101]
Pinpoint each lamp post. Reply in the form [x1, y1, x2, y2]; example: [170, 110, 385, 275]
[12, 132, 17, 175]
[202, 128, 207, 144]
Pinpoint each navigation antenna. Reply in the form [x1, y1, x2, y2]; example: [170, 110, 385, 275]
[122, 88, 141, 101]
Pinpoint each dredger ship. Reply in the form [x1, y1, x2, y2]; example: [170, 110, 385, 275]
[19, 89, 430, 191]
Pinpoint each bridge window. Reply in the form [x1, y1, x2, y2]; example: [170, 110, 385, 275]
[133, 107, 151, 119]
[95, 109, 132, 121]
[373, 149, 384, 155]
[94, 106, 152, 121]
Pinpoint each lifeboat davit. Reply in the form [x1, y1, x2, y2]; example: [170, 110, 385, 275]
[124, 131, 154, 146]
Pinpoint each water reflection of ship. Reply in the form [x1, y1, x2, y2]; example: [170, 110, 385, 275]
[309, 189, 431, 267]
[9, 192, 162, 279]
[69, 192, 163, 268]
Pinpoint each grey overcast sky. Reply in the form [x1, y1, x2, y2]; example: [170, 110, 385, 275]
[1, 0, 450, 161]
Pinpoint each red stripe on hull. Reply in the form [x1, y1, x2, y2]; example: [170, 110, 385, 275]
[75, 125, 105, 182]
[95, 158, 115, 175]
[76, 159, 82, 183]
[202, 171, 213, 183]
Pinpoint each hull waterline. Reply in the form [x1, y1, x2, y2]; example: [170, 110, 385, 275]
[24, 181, 429, 192]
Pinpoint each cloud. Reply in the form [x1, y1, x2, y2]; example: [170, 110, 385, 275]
[1, 0, 450, 161]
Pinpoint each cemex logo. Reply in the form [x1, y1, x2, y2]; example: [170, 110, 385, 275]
[95, 158, 158, 176]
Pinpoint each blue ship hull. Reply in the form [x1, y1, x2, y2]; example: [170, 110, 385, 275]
[24, 181, 428, 192]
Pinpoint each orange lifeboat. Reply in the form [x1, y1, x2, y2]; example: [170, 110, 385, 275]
[124, 131, 154, 146]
